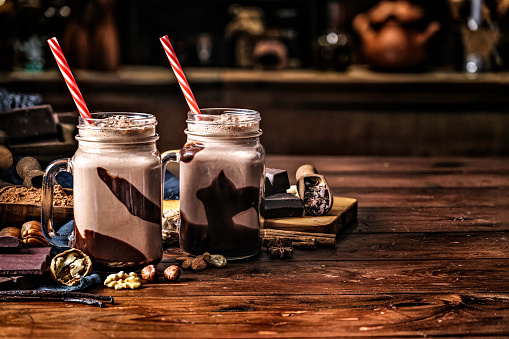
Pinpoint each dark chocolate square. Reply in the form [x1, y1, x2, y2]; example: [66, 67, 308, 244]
[265, 168, 290, 196]
[262, 192, 304, 219]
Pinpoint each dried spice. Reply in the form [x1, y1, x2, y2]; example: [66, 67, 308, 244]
[266, 238, 294, 259]
[296, 164, 333, 216]
[302, 177, 331, 216]
[0, 290, 114, 308]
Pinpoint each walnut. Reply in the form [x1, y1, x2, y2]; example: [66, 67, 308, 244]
[104, 271, 142, 290]
[50, 249, 92, 286]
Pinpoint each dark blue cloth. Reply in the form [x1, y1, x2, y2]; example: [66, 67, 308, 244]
[37, 273, 102, 292]
[0, 88, 43, 111]
[39, 220, 101, 292]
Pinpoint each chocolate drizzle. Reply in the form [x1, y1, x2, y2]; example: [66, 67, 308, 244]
[97, 167, 160, 223]
[180, 142, 205, 163]
[75, 227, 150, 268]
[180, 170, 261, 257]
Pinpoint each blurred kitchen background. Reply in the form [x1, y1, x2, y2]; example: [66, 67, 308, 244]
[0, 0, 508, 162]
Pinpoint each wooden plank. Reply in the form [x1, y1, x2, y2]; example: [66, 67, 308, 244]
[267, 155, 509, 176]
[325, 173, 509, 188]
[164, 229, 509, 262]
[355, 206, 509, 233]
[0, 293, 507, 338]
[333, 231, 509, 260]
[156, 257, 509, 296]
[337, 187, 509, 208]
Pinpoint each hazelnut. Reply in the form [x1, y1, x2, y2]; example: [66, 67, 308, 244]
[164, 265, 181, 281]
[181, 258, 193, 270]
[141, 265, 159, 282]
[191, 256, 208, 271]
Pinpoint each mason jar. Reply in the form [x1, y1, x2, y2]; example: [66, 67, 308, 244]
[42, 112, 163, 270]
[166, 108, 265, 259]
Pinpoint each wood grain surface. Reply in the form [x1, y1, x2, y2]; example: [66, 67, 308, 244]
[0, 156, 508, 338]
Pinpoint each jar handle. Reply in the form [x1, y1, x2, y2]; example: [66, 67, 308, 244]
[161, 149, 180, 184]
[41, 158, 72, 247]
[161, 150, 180, 167]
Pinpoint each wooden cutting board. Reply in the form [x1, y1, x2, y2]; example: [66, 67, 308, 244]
[163, 197, 357, 235]
[264, 197, 357, 234]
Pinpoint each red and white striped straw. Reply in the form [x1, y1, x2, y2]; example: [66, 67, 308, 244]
[47, 37, 92, 119]
[160, 35, 201, 115]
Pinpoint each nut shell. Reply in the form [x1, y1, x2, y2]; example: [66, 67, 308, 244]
[203, 252, 227, 268]
[191, 256, 208, 271]
[141, 265, 159, 282]
[181, 258, 193, 270]
[50, 248, 92, 286]
[21, 221, 49, 247]
[164, 265, 181, 281]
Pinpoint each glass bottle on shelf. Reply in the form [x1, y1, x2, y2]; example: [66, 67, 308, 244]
[313, 1, 351, 71]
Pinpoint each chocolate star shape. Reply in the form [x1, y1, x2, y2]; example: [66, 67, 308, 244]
[196, 170, 259, 233]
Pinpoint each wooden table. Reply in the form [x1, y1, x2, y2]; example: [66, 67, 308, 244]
[1, 156, 508, 338]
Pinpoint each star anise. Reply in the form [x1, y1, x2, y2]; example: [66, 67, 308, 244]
[266, 238, 294, 259]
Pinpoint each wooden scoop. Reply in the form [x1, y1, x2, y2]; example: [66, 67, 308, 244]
[296, 164, 334, 216]
[16, 157, 44, 188]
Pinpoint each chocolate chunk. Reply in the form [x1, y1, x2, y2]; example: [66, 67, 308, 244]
[265, 168, 290, 196]
[0, 247, 51, 275]
[262, 193, 304, 219]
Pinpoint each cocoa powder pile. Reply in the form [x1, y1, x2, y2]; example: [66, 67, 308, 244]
[0, 185, 73, 206]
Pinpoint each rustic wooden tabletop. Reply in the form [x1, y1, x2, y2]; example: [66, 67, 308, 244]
[1, 155, 508, 338]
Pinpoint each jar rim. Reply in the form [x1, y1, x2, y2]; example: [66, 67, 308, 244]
[187, 108, 260, 125]
[186, 108, 261, 138]
[78, 112, 157, 129]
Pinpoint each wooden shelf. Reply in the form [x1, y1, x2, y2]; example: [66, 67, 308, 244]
[4, 65, 509, 86]
[1, 66, 508, 156]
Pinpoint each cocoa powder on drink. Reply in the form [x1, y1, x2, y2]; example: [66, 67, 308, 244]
[0, 185, 73, 206]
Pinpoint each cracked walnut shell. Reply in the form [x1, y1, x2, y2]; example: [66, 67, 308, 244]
[50, 248, 92, 286]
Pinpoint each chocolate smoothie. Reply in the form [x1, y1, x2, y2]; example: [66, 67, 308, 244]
[72, 113, 163, 269]
[178, 109, 265, 259]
